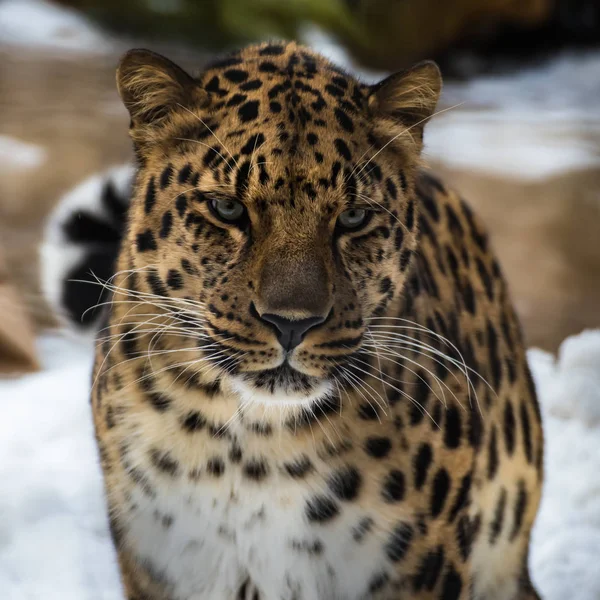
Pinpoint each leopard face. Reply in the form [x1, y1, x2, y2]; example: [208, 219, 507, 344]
[117, 42, 441, 404]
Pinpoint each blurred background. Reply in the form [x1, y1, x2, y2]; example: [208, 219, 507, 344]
[1, 0, 600, 372]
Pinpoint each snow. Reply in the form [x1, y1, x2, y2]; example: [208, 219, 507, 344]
[0, 0, 112, 54]
[528, 332, 600, 600]
[0, 136, 47, 172]
[423, 53, 600, 180]
[423, 109, 600, 180]
[1, 329, 599, 599]
[0, 335, 121, 600]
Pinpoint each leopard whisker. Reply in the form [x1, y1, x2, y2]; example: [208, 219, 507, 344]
[353, 101, 464, 180]
[96, 325, 211, 345]
[247, 130, 266, 178]
[351, 191, 410, 236]
[165, 351, 242, 394]
[99, 343, 228, 377]
[123, 358, 220, 395]
[339, 361, 389, 419]
[368, 329, 486, 411]
[367, 317, 489, 406]
[360, 342, 456, 410]
[313, 394, 345, 445]
[329, 370, 349, 413]
[176, 103, 239, 170]
[87, 265, 209, 308]
[365, 334, 465, 390]
[101, 281, 207, 312]
[365, 329, 387, 402]
[97, 314, 211, 337]
[343, 356, 440, 428]
[98, 311, 210, 346]
[338, 369, 386, 425]
[362, 338, 452, 408]
[80, 283, 208, 321]
[366, 335, 465, 387]
[219, 398, 252, 437]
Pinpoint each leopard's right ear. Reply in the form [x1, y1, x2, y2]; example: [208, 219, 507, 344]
[117, 49, 209, 129]
[368, 61, 442, 155]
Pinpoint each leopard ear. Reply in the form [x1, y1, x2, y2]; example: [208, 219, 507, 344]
[117, 49, 209, 128]
[368, 61, 442, 151]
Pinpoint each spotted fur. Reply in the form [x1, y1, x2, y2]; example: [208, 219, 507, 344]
[47, 41, 543, 600]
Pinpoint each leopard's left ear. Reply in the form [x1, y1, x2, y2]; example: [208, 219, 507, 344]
[368, 61, 442, 151]
[117, 48, 209, 130]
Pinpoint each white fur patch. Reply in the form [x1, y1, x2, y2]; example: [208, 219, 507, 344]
[39, 163, 134, 337]
[228, 373, 334, 410]
[125, 445, 386, 600]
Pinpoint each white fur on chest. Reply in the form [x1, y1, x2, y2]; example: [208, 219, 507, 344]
[127, 470, 383, 600]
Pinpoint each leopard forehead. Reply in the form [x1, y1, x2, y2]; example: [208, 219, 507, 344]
[142, 41, 414, 217]
[193, 39, 374, 168]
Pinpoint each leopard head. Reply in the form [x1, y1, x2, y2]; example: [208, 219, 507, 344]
[116, 42, 441, 405]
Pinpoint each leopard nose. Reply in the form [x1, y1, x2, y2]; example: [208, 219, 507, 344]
[254, 307, 326, 351]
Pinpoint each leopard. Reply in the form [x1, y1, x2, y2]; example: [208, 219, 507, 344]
[41, 40, 543, 600]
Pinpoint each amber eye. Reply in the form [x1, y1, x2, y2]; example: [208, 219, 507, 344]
[210, 198, 246, 223]
[337, 208, 368, 230]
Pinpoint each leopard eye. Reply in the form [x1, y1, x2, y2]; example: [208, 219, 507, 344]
[210, 198, 246, 223]
[337, 208, 368, 230]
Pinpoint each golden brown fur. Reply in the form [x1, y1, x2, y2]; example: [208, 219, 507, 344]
[90, 41, 542, 600]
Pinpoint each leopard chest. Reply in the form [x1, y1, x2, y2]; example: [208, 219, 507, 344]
[118, 417, 412, 600]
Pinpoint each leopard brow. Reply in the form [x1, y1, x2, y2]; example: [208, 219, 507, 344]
[345, 200, 386, 213]
[200, 190, 239, 203]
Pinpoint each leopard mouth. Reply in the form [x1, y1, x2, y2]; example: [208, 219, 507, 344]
[243, 362, 319, 395]
[199, 321, 360, 401]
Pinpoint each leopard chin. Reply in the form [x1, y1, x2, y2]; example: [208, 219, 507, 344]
[229, 362, 335, 407]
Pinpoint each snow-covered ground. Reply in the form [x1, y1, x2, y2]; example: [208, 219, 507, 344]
[0, 335, 117, 600]
[1, 330, 600, 599]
